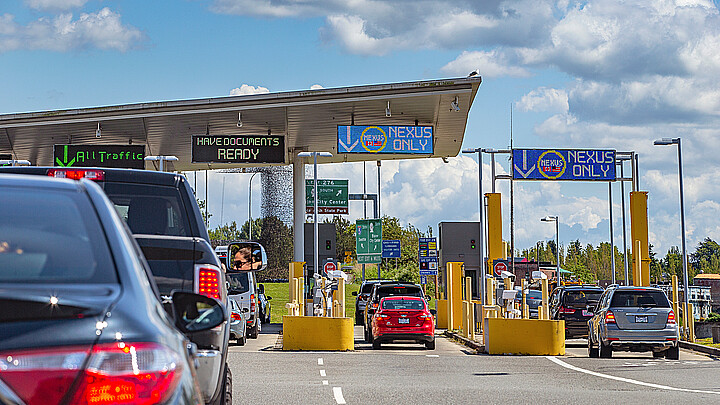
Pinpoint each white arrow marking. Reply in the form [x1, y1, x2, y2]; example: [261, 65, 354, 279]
[514, 149, 536, 178]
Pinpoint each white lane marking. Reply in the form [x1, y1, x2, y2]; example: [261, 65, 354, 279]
[320, 369, 326, 377]
[333, 387, 347, 404]
[323, 380, 329, 385]
[547, 356, 720, 395]
[426, 354, 439, 358]
[318, 358, 324, 366]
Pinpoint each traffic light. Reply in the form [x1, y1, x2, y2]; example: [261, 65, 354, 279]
[326, 240, 332, 250]
[470, 239, 476, 249]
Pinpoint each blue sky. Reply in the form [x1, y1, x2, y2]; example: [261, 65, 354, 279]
[2, 0, 720, 257]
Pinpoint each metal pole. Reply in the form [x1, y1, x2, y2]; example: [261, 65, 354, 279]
[377, 161, 381, 218]
[677, 139, 690, 319]
[556, 218, 560, 285]
[609, 182, 616, 285]
[491, 153, 496, 193]
[249, 172, 258, 240]
[621, 162, 629, 285]
[220, 176, 225, 227]
[478, 151, 485, 307]
[313, 153, 319, 280]
[205, 170, 208, 228]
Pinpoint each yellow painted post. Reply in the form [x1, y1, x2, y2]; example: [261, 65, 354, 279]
[538, 306, 544, 320]
[521, 279, 527, 319]
[486, 193, 503, 268]
[445, 262, 463, 330]
[447, 264, 454, 331]
[486, 277, 495, 308]
[466, 277, 474, 340]
[688, 303, 695, 342]
[541, 279, 549, 320]
[630, 192, 650, 286]
[671, 275, 679, 330]
[337, 278, 345, 318]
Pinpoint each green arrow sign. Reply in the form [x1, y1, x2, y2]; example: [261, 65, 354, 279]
[306, 179, 349, 214]
[356, 218, 382, 264]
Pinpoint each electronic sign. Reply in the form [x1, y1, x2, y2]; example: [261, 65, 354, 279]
[513, 149, 616, 181]
[53, 144, 145, 169]
[338, 125, 433, 154]
[191, 135, 285, 164]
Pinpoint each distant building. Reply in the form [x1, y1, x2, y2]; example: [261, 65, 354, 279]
[694, 273, 720, 313]
[656, 284, 713, 320]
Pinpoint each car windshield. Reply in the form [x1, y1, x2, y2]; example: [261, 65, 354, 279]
[376, 285, 422, 298]
[610, 290, 670, 308]
[0, 187, 116, 284]
[517, 290, 543, 299]
[564, 291, 603, 306]
[361, 283, 377, 294]
[227, 272, 250, 295]
[382, 299, 425, 310]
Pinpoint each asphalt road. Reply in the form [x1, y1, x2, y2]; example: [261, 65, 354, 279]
[227, 324, 720, 404]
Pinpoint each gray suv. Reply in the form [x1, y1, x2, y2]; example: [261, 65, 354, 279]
[587, 286, 679, 359]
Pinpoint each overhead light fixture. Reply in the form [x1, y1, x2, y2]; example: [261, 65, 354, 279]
[95, 123, 101, 138]
[451, 96, 460, 112]
[385, 101, 391, 118]
[237, 112, 243, 128]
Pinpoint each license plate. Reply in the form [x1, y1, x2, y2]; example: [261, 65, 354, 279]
[582, 310, 593, 316]
[398, 318, 410, 324]
[635, 315, 648, 323]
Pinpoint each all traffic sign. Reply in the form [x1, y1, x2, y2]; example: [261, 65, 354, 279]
[494, 261, 507, 276]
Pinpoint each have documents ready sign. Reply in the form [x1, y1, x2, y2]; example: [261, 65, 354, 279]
[192, 135, 285, 164]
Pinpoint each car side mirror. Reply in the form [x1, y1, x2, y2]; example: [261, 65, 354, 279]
[258, 284, 265, 293]
[429, 309, 437, 316]
[227, 241, 267, 272]
[171, 291, 227, 334]
[352, 291, 358, 296]
[425, 296, 432, 301]
[266, 296, 273, 300]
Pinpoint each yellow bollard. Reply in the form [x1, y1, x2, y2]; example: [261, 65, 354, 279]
[541, 279, 549, 320]
[337, 278, 345, 318]
[486, 193, 503, 270]
[446, 262, 463, 330]
[465, 277, 474, 340]
[671, 275, 679, 331]
[688, 303, 695, 343]
[486, 277, 495, 308]
[630, 191, 650, 286]
[521, 279, 527, 319]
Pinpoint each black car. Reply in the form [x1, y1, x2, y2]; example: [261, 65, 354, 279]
[0, 166, 232, 405]
[258, 283, 273, 324]
[0, 174, 225, 404]
[363, 281, 426, 343]
[353, 279, 392, 325]
[549, 285, 605, 338]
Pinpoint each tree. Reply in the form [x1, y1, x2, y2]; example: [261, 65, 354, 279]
[662, 246, 683, 281]
[257, 216, 293, 280]
[691, 238, 720, 274]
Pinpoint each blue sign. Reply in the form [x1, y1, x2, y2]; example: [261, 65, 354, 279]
[420, 275, 427, 285]
[513, 149, 616, 181]
[338, 125, 433, 154]
[382, 240, 401, 259]
[418, 237, 438, 276]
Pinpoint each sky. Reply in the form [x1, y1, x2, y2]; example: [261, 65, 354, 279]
[2, 0, 720, 257]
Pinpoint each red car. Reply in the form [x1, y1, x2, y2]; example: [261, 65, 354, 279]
[371, 296, 435, 350]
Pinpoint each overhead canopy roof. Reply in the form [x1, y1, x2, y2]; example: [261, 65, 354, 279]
[0, 76, 481, 171]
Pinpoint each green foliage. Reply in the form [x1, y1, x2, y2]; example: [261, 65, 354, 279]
[197, 199, 211, 225]
[706, 312, 720, 322]
[258, 216, 293, 280]
[691, 238, 720, 275]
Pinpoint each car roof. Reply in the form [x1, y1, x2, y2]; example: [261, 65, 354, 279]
[612, 285, 663, 292]
[0, 173, 85, 191]
[563, 285, 604, 291]
[0, 166, 181, 186]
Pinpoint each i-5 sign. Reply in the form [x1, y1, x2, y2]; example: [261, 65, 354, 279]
[356, 219, 382, 264]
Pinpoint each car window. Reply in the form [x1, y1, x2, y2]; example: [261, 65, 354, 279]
[381, 299, 425, 310]
[227, 272, 250, 295]
[564, 291, 603, 306]
[361, 283, 376, 294]
[0, 187, 116, 284]
[610, 290, 670, 308]
[103, 182, 190, 236]
[376, 285, 422, 298]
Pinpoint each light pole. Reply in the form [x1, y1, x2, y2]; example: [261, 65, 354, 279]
[248, 172, 259, 240]
[297, 151, 333, 284]
[654, 137, 689, 321]
[541, 216, 560, 284]
[462, 147, 485, 304]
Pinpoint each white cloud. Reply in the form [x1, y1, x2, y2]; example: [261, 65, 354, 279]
[229, 84, 270, 96]
[0, 8, 143, 52]
[310, 84, 324, 90]
[441, 50, 531, 78]
[25, 0, 88, 11]
[517, 87, 568, 113]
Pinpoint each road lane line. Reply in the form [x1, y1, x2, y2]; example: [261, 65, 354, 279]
[318, 358, 324, 365]
[323, 380, 329, 385]
[546, 356, 720, 395]
[320, 369, 326, 377]
[333, 387, 346, 404]
[426, 354, 439, 358]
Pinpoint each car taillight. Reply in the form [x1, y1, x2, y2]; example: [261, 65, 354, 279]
[47, 168, 105, 181]
[376, 313, 389, 319]
[667, 310, 676, 325]
[559, 307, 575, 314]
[372, 302, 378, 309]
[605, 310, 616, 324]
[250, 294, 256, 313]
[195, 264, 223, 301]
[0, 342, 182, 405]
[231, 312, 242, 321]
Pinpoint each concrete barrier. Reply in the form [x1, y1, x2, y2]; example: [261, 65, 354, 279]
[484, 318, 565, 355]
[282, 316, 354, 351]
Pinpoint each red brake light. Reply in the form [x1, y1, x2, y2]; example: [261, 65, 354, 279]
[0, 342, 182, 405]
[250, 294, 256, 313]
[605, 310, 616, 324]
[195, 265, 223, 301]
[231, 312, 242, 321]
[47, 168, 105, 181]
[559, 307, 575, 314]
[667, 310, 676, 325]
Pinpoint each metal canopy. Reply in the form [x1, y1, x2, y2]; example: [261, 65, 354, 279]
[0, 76, 481, 171]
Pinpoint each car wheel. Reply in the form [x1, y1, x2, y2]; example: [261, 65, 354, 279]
[257, 318, 262, 334]
[248, 320, 258, 339]
[372, 339, 381, 350]
[238, 332, 246, 346]
[587, 337, 599, 358]
[266, 311, 271, 324]
[355, 312, 363, 325]
[666, 345, 680, 360]
[364, 327, 371, 343]
[425, 339, 436, 350]
[210, 364, 232, 405]
[599, 341, 612, 358]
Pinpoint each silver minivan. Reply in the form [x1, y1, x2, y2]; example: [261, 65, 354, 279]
[588, 286, 679, 359]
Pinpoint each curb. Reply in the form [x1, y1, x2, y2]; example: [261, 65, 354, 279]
[443, 330, 484, 353]
[680, 341, 720, 357]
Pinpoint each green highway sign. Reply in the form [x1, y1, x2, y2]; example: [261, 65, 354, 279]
[53, 144, 145, 169]
[356, 218, 382, 264]
[306, 179, 349, 214]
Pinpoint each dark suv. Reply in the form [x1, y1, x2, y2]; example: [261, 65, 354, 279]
[363, 281, 426, 342]
[353, 279, 392, 325]
[550, 285, 604, 338]
[0, 167, 232, 405]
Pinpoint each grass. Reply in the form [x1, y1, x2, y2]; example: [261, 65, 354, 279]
[259, 282, 361, 324]
[694, 338, 720, 349]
